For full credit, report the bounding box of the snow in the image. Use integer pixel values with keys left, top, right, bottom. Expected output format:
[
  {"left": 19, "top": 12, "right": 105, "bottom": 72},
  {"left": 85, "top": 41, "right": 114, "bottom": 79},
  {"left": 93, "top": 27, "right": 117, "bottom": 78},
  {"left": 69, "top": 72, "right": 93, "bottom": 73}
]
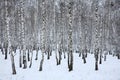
[{"left": 0, "top": 50, "right": 120, "bottom": 80}]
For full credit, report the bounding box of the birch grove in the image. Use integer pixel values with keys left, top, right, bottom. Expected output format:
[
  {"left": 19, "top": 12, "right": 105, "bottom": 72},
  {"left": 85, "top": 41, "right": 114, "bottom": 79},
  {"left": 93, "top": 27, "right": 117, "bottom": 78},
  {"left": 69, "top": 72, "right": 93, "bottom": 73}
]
[{"left": 0, "top": 0, "right": 120, "bottom": 74}]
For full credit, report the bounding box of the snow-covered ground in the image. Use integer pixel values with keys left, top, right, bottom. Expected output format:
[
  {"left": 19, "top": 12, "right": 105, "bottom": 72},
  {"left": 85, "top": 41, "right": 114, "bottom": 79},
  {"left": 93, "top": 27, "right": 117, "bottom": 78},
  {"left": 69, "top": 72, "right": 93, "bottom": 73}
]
[{"left": 0, "top": 50, "right": 120, "bottom": 80}]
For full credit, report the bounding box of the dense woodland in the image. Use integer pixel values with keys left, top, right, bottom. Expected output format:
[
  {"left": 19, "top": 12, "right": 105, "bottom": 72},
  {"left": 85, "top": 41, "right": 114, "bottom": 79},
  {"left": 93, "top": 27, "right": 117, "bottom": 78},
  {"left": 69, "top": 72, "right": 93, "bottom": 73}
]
[{"left": 0, "top": 0, "right": 120, "bottom": 74}]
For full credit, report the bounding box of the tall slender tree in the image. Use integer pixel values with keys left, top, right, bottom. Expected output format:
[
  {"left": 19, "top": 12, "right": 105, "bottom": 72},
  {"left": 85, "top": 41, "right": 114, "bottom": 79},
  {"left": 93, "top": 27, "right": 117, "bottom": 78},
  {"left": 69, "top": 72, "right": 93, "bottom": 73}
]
[{"left": 67, "top": 1, "right": 74, "bottom": 71}]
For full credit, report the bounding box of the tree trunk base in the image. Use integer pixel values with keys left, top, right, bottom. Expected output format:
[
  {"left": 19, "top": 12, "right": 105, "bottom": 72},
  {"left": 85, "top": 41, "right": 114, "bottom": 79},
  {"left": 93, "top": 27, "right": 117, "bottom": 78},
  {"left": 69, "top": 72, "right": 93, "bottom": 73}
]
[
  {"left": 95, "top": 62, "right": 98, "bottom": 71},
  {"left": 39, "top": 67, "right": 42, "bottom": 71},
  {"left": 19, "top": 62, "right": 22, "bottom": 68},
  {"left": 118, "top": 54, "right": 120, "bottom": 59},
  {"left": 104, "top": 55, "right": 106, "bottom": 61},
  {"left": 79, "top": 52, "right": 81, "bottom": 57},
  {"left": 12, "top": 71, "right": 16, "bottom": 75},
  {"left": 35, "top": 50, "right": 38, "bottom": 60},
  {"left": 39, "top": 56, "right": 44, "bottom": 71},
  {"left": 68, "top": 65, "right": 73, "bottom": 71},
  {"left": 27, "top": 50, "right": 30, "bottom": 61},
  {"left": 99, "top": 55, "right": 102, "bottom": 64},
  {"left": 23, "top": 60, "right": 27, "bottom": 69},
  {"left": 5, "top": 48, "right": 7, "bottom": 60}
]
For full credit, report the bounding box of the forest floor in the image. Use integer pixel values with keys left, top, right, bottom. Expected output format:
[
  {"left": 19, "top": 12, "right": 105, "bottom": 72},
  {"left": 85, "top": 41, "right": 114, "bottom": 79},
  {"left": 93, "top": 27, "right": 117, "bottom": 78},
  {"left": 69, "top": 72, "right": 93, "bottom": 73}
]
[{"left": 0, "top": 50, "right": 120, "bottom": 80}]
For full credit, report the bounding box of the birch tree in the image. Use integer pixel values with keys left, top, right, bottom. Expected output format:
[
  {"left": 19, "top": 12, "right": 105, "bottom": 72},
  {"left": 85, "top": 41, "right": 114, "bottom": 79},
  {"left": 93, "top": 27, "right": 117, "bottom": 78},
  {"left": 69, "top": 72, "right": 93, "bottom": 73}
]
[
  {"left": 20, "top": 0, "right": 27, "bottom": 69},
  {"left": 5, "top": 0, "right": 16, "bottom": 74},
  {"left": 39, "top": 0, "right": 46, "bottom": 71},
  {"left": 67, "top": 1, "right": 74, "bottom": 71}
]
